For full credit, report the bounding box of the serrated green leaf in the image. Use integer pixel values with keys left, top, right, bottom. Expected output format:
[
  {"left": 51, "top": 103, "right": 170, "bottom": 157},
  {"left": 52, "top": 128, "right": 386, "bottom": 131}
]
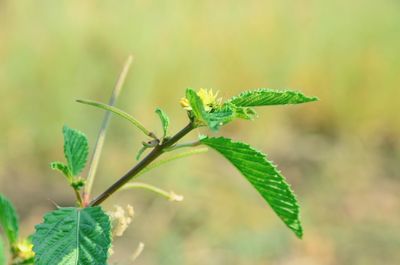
[
  {"left": 0, "top": 194, "right": 19, "bottom": 244},
  {"left": 186, "top": 88, "right": 235, "bottom": 131},
  {"left": 0, "top": 236, "right": 5, "bottom": 265},
  {"left": 32, "top": 206, "right": 111, "bottom": 265},
  {"left": 155, "top": 108, "right": 170, "bottom": 137},
  {"left": 227, "top": 88, "right": 318, "bottom": 107},
  {"left": 200, "top": 136, "right": 303, "bottom": 238},
  {"left": 63, "top": 126, "right": 89, "bottom": 176},
  {"left": 50, "top": 162, "right": 71, "bottom": 179}
]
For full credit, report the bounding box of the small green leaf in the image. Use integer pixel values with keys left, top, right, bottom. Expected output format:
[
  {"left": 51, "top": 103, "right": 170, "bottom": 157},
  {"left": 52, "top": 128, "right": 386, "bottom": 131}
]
[
  {"left": 186, "top": 88, "right": 235, "bottom": 131},
  {"left": 227, "top": 88, "right": 318, "bottom": 107},
  {"left": 185, "top": 88, "right": 207, "bottom": 124},
  {"left": 71, "top": 177, "right": 86, "bottom": 190},
  {"left": 32, "top": 206, "right": 111, "bottom": 265},
  {"left": 63, "top": 126, "right": 89, "bottom": 176},
  {"left": 0, "top": 194, "right": 19, "bottom": 245},
  {"left": 50, "top": 162, "right": 71, "bottom": 179},
  {"left": 207, "top": 106, "right": 236, "bottom": 131},
  {"left": 0, "top": 236, "right": 5, "bottom": 265},
  {"left": 200, "top": 136, "right": 303, "bottom": 238},
  {"left": 155, "top": 108, "right": 170, "bottom": 137},
  {"left": 229, "top": 105, "right": 257, "bottom": 120}
]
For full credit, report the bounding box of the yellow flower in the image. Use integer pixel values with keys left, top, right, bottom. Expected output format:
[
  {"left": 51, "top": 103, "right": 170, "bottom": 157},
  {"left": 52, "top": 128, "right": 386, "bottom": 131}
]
[
  {"left": 180, "top": 97, "right": 190, "bottom": 109},
  {"left": 16, "top": 239, "right": 35, "bottom": 260},
  {"left": 180, "top": 88, "right": 222, "bottom": 112}
]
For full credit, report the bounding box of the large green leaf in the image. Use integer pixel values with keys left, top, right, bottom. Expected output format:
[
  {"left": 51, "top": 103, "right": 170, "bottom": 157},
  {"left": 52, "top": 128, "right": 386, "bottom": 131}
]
[
  {"left": 227, "top": 88, "right": 318, "bottom": 107},
  {"left": 0, "top": 194, "right": 19, "bottom": 244},
  {"left": 0, "top": 236, "right": 5, "bottom": 265},
  {"left": 186, "top": 88, "right": 235, "bottom": 131},
  {"left": 200, "top": 136, "right": 303, "bottom": 238},
  {"left": 32, "top": 206, "right": 111, "bottom": 265},
  {"left": 63, "top": 126, "right": 89, "bottom": 176}
]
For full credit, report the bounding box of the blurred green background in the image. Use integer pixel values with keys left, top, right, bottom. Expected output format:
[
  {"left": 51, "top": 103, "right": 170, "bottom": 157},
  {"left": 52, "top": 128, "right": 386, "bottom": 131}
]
[{"left": 1, "top": 1, "right": 399, "bottom": 264}]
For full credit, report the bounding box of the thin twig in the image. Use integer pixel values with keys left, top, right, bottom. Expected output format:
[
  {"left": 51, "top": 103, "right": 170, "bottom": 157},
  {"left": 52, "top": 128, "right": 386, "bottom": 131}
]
[
  {"left": 83, "top": 55, "right": 133, "bottom": 205},
  {"left": 121, "top": 182, "right": 183, "bottom": 202},
  {"left": 131, "top": 242, "right": 145, "bottom": 263},
  {"left": 163, "top": 140, "right": 202, "bottom": 152},
  {"left": 76, "top": 99, "right": 153, "bottom": 137},
  {"left": 74, "top": 189, "right": 84, "bottom": 207},
  {"left": 136, "top": 147, "right": 208, "bottom": 177}
]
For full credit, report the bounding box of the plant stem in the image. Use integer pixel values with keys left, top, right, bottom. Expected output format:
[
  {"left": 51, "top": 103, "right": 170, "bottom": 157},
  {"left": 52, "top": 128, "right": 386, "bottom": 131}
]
[
  {"left": 131, "top": 242, "right": 145, "bottom": 262},
  {"left": 74, "top": 189, "right": 84, "bottom": 207},
  {"left": 136, "top": 147, "right": 208, "bottom": 177},
  {"left": 164, "top": 140, "right": 201, "bottom": 151},
  {"left": 83, "top": 55, "right": 133, "bottom": 205},
  {"left": 89, "top": 122, "right": 195, "bottom": 206},
  {"left": 121, "top": 182, "right": 183, "bottom": 201},
  {"left": 76, "top": 99, "right": 154, "bottom": 138}
]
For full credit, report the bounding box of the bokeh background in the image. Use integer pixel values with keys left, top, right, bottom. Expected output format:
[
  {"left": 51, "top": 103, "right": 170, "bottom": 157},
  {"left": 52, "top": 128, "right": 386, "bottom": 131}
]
[{"left": 1, "top": 1, "right": 399, "bottom": 264}]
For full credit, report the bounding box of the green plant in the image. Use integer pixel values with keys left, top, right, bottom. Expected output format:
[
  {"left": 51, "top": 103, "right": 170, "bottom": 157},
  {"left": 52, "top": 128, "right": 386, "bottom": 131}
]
[{"left": 0, "top": 60, "right": 317, "bottom": 265}]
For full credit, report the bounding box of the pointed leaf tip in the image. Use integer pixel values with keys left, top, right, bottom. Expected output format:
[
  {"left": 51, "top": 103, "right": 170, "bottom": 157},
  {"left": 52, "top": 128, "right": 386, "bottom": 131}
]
[{"left": 200, "top": 136, "right": 303, "bottom": 238}]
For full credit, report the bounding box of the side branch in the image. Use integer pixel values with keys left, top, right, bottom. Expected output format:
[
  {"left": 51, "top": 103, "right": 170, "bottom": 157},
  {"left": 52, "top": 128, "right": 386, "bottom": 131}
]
[{"left": 89, "top": 122, "right": 195, "bottom": 206}]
